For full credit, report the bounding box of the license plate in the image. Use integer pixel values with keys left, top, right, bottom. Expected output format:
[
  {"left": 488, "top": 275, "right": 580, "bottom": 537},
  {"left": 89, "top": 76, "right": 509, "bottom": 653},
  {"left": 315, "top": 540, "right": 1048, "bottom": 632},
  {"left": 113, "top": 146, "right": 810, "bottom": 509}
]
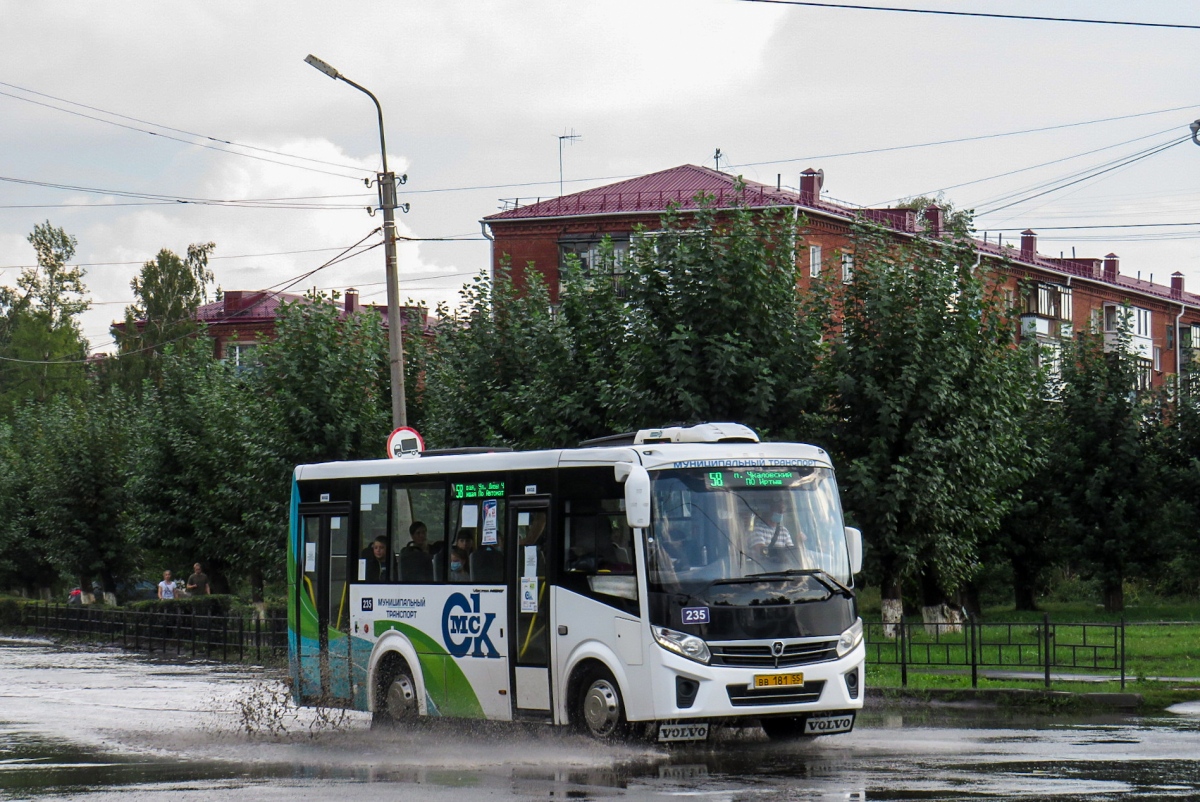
[
  {"left": 753, "top": 672, "right": 805, "bottom": 688},
  {"left": 657, "top": 722, "right": 710, "bottom": 742},
  {"left": 804, "top": 712, "right": 855, "bottom": 735}
]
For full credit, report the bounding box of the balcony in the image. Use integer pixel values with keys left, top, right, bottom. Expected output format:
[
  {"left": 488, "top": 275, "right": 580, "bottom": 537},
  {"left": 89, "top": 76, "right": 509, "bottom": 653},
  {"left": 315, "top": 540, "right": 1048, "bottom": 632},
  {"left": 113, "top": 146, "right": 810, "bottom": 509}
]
[{"left": 1103, "top": 331, "right": 1152, "bottom": 360}]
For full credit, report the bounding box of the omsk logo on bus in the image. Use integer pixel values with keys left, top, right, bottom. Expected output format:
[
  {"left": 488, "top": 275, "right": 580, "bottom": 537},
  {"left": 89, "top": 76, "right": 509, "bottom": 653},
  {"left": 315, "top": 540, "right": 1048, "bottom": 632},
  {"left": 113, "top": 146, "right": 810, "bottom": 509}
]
[{"left": 441, "top": 592, "right": 499, "bottom": 658}]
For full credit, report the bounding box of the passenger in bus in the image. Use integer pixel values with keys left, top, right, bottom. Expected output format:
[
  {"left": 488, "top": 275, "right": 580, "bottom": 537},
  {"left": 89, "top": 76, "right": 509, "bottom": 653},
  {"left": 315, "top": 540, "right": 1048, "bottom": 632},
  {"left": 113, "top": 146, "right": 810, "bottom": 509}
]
[
  {"left": 448, "top": 546, "right": 470, "bottom": 582},
  {"left": 454, "top": 528, "right": 476, "bottom": 556},
  {"left": 407, "top": 521, "right": 430, "bottom": 553},
  {"left": 363, "top": 536, "right": 390, "bottom": 582}
]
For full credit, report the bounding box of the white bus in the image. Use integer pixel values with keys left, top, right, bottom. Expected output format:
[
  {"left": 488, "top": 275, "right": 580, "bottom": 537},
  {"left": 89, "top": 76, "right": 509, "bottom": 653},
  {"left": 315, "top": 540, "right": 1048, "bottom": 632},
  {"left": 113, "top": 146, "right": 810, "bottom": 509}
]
[{"left": 288, "top": 423, "right": 864, "bottom": 742}]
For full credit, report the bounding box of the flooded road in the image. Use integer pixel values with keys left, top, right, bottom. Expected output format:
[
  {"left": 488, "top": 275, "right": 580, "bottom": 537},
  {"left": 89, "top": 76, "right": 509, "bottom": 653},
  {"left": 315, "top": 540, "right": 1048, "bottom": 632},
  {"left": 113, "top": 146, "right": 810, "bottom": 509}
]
[{"left": 2, "top": 637, "right": 1199, "bottom": 800}]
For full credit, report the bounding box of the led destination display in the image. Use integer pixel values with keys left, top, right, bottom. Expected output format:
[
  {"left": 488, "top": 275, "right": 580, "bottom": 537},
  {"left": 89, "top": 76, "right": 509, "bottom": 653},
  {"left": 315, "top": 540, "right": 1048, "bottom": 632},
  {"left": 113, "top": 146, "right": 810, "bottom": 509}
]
[{"left": 704, "top": 469, "right": 811, "bottom": 489}]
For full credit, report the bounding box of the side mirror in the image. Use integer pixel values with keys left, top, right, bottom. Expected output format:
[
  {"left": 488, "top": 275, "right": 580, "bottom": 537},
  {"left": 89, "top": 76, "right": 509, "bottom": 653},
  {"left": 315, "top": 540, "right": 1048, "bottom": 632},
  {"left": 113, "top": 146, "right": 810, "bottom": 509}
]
[
  {"left": 845, "top": 526, "right": 863, "bottom": 574},
  {"left": 614, "top": 463, "right": 651, "bottom": 529}
]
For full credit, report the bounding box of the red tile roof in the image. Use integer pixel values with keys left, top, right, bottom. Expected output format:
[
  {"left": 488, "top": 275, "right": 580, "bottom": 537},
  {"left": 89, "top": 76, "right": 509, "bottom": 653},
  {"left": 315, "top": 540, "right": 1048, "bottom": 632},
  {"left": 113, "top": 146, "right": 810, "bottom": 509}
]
[
  {"left": 484, "top": 164, "right": 809, "bottom": 221},
  {"left": 195, "top": 291, "right": 307, "bottom": 323}
]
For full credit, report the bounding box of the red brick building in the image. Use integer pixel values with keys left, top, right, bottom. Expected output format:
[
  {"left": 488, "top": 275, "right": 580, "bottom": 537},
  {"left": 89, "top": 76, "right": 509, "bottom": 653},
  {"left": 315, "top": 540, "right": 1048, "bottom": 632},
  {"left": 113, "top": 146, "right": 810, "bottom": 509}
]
[
  {"left": 482, "top": 164, "right": 1200, "bottom": 388},
  {"left": 114, "top": 288, "right": 429, "bottom": 364}
]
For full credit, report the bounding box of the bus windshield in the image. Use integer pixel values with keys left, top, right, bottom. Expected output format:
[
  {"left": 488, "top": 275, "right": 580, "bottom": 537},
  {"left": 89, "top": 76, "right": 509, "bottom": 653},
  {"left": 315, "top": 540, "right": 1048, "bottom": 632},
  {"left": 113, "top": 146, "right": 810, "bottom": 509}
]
[{"left": 646, "top": 466, "right": 851, "bottom": 592}]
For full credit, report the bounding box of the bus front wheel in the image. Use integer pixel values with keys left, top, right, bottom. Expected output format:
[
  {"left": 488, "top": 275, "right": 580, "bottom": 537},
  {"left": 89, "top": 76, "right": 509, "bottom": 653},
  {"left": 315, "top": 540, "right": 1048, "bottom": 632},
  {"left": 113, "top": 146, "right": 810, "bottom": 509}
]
[
  {"left": 574, "top": 666, "right": 629, "bottom": 740},
  {"left": 372, "top": 659, "right": 418, "bottom": 728}
]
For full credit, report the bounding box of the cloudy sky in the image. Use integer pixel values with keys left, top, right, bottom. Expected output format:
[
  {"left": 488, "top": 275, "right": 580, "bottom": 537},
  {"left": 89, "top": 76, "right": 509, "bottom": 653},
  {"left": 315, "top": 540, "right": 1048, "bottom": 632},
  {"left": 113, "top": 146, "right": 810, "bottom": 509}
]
[{"left": 2, "top": 1, "right": 1198, "bottom": 352}]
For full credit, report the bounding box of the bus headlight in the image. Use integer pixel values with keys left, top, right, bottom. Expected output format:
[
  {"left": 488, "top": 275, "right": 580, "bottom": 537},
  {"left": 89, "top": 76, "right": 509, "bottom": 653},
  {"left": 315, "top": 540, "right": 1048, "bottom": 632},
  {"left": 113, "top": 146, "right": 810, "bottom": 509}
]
[
  {"left": 836, "top": 618, "right": 863, "bottom": 658},
  {"left": 652, "top": 626, "right": 711, "bottom": 665}
]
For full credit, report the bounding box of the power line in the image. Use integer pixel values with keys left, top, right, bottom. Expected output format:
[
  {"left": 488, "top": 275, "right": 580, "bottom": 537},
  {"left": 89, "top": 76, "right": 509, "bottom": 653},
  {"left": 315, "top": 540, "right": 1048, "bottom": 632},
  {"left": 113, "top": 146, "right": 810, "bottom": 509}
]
[
  {"left": 0, "top": 174, "right": 370, "bottom": 210},
  {"left": 0, "top": 81, "right": 372, "bottom": 180},
  {"left": 0, "top": 243, "right": 386, "bottom": 271},
  {"left": 873, "top": 125, "right": 1183, "bottom": 206},
  {"left": 735, "top": 0, "right": 1200, "bottom": 30},
  {"left": 0, "top": 230, "right": 383, "bottom": 365},
  {"left": 728, "top": 103, "right": 1200, "bottom": 170},
  {"left": 974, "top": 136, "right": 1191, "bottom": 217}
]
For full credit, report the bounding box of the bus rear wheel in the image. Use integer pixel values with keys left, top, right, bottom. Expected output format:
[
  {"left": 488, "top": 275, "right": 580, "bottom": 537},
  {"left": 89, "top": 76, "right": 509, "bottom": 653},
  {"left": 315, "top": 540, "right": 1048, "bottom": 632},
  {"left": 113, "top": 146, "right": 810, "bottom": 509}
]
[
  {"left": 372, "top": 660, "right": 418, "bottom": 728},
  {"left": 574, "top": 666, "right": 629, "bottom": 740}
]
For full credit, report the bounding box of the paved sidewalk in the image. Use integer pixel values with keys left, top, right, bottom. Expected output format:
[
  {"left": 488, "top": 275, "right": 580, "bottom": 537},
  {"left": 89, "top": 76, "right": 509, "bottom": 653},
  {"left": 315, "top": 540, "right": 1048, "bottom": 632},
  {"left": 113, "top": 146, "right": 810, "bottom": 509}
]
[{"left": 919, "top": 667, "right": 1200, "bottom": 684}]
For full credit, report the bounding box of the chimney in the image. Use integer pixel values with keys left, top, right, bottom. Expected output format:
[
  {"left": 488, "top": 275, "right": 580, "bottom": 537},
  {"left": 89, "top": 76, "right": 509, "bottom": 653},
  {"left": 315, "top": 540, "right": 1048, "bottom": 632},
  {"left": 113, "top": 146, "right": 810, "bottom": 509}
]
[
  {"left": 1020, "top": 230, "right": 1037, "bottom": 262},
  {"left": 345, "top": 287, "right": 359, "bottom": 314},
  {"left": 1103, "top": 253, "right": 1119, "bottom": 282},
  {"left": 1171, "top": 271, "right": 1185, "bottom": 299},
  {"left": 799, "top": 168, "right": 824, "bottom": 205},
  {"left": 923, "top": 205, "right": 943, "bottom": 237},
  {"left": 223, "top": 290, "right": 245, "bottom": 315}
]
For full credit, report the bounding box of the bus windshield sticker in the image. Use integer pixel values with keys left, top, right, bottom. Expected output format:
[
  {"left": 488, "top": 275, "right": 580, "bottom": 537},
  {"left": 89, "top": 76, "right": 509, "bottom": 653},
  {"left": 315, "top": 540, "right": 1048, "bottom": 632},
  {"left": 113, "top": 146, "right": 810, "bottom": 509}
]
[
  {"left": 331, "top": 517, "right": 341, "bottom": 529},
  {"left": 482, "top": 500, "right": 498, "bottom": 545},
  {"left": 520, "top": 577, "right": 538, "bottom": 613},
  {"left": 518, "top": 512, "right": 530, "bottom": 526},
  {"left": 305, "top": 543, "right": 316, "bottom": 572},
  {"left": 461, "top": 505, "right": 479, "bottom": 528},
  {"left": 358, "top": 559, "right": 367, "bottom": 581},
  {"left": 360, "top": 483, "right": 379, "bottom": 510},
  {"left": 524, "top": 546, "right": 538, "bottom": 578},
  {"left": 681, "top": 606, "right": 710, "bottom": 625}
]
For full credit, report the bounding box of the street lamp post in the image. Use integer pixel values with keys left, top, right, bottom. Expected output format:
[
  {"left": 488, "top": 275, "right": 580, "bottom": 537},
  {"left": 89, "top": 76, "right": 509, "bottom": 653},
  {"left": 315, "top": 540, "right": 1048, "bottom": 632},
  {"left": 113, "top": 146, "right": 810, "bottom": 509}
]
[{"left": 305, "top": 54, "right": 407, "bottom": 428}]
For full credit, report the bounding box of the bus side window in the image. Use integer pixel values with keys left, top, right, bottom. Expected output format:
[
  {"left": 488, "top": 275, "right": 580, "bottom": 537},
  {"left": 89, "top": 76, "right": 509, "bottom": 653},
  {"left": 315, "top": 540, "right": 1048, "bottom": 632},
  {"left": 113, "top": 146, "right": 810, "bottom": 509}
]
[
  {"left": 358, "top": 483, "right": 390, "bottom": 583},
  {"left": 393, "top": 481, "right": 445, "bottom": 584},
  {"left": 565, "top": 511, "right": 632, "bottom": 576}
]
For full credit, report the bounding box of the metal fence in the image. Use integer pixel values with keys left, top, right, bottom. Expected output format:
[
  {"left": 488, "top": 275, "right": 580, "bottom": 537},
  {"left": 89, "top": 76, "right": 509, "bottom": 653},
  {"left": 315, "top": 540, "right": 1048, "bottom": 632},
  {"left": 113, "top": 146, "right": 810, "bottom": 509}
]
[
  {"left": 21, "top": 603, "right": 288, "bottom": 664},
  {"left": 865, "top": 613, "right": 1126, "bottom": 689}
]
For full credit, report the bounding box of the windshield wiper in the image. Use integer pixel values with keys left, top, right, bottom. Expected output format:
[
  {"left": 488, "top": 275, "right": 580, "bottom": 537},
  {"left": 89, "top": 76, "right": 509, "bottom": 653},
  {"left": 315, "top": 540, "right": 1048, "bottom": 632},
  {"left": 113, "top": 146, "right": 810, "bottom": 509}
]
[{"left": 741, "top": 568, "right": 855, "bottom": 598}]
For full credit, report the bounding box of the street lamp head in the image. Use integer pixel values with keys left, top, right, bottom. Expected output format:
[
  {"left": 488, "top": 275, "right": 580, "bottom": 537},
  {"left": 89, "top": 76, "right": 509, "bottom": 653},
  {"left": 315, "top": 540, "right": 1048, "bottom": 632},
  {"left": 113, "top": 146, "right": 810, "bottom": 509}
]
[{"left": 305, "top": 54, "right": 340, "bottom": 80}]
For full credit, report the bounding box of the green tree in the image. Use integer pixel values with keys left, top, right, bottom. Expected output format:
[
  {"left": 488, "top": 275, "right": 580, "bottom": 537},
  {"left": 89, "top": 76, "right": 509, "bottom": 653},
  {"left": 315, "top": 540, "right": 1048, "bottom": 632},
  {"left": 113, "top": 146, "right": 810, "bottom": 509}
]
[
  {"left": 128, "top": 346, "right": 283, "bottom": 599},
  {"left": 621, "top": 192, "right": 826, "bottom": 439},
  {"left": 419, "top": 265, "right": 577, "bottom": 449},
  {"left": 110, "top": 242, "right": 215, "bottom": 391},
  {"left": 20, "top": 390, "right": 138, "bottom": 594},
  {"left": 257, "top": 290, "right": 391, "bottom": 465},
  {"left": 0, "top": 222, "right": 89, "bottom": 413},
  {"left": 1056, "top": 319, "right": 1161, "bottom": 611},
  {"left": 824, "top": 220, "right": 1037, "bottom": 625}
]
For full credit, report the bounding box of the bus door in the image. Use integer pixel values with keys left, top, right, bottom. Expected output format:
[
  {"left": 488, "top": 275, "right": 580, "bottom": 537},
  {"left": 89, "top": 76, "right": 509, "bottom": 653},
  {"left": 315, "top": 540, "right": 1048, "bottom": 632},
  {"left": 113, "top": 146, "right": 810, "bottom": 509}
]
[
  {"left": 509, "top": 499, "right": 552, "bottom": 717},
  {"left": 296, "top": 503, "right": 353, "bottom": 704}
]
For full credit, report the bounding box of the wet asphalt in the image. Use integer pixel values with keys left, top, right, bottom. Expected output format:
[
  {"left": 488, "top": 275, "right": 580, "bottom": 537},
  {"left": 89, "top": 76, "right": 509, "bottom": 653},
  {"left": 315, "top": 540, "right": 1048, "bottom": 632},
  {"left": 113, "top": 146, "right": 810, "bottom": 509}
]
[{"left": 2, "top": 637, "right": 1198, "bottom": 801}]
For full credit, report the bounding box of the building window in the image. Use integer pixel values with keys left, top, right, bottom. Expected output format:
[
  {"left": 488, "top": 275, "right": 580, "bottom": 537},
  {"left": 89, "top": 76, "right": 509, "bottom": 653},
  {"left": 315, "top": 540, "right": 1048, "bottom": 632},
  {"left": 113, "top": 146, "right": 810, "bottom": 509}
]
[
  {"left": 226, "top": 342, "right": 258, "bottom": 372},
  {"left": 1138, "top": 358, "right": 1153, "bottom": 391},
  {"left": 1027, "top": 283, "right": 1071, "bottom": 320},
  {"left": 1135, "top": 307, "right": 1152, "bottom": 338},
  {"left": 558, "top": 237, "right": 629, "bottom": 295},
  {"left": 809, "top": 245, "right": 822, "bottom": 278},
  {"left": 841, "top": 252, "right": 854, "bottom": 283},
  {"left": 1167, "top": 325, "right": 1174, "bottom": 351},
  {"left": 1103, "top": 304, "right": 1149, "bottom": 335},
  {"left": 1154, "top": 347, "right": 1162, "bottom": 372}
]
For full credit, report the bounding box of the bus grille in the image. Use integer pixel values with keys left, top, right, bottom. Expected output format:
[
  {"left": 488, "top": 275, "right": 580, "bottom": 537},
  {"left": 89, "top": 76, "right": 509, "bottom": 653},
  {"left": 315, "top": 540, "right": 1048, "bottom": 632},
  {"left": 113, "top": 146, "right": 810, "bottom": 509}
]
[
  {"left": 726, "top": 680, "right": 825, "bottom": 706},
  {"left": 710, "top": 640, "right": 839, "bottom": 668}
]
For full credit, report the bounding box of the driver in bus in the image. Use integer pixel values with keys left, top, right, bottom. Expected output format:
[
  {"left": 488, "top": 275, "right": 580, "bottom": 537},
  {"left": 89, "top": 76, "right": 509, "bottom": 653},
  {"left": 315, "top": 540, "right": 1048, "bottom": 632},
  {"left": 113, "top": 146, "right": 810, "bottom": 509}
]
[{"left": 748, "top": 498, "right": 798, "bottom": 558}]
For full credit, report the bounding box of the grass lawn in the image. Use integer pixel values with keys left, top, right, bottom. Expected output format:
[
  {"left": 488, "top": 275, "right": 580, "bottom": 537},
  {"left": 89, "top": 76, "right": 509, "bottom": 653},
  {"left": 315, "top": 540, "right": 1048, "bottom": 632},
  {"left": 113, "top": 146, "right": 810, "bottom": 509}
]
[{"left": 858, "top": 591, "right": 1200, "bottom": 707}]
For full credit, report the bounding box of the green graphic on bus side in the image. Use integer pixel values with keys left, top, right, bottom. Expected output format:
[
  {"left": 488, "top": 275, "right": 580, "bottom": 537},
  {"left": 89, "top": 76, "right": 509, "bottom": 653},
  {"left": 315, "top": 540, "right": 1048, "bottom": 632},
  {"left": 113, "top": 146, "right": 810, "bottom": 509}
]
[{"left": 374, "top": 620, "right": 485, "bottom": 718}]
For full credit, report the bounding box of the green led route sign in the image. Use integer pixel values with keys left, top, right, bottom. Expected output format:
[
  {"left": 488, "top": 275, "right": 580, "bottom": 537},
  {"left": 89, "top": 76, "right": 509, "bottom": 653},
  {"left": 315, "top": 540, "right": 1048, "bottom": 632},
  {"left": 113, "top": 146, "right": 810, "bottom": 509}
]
[
  {"left": 453, "top": 481, "right": 505, "bottom": 499},
  {"left": 704, "top": 469, "right": 810, "bottom": 489}
]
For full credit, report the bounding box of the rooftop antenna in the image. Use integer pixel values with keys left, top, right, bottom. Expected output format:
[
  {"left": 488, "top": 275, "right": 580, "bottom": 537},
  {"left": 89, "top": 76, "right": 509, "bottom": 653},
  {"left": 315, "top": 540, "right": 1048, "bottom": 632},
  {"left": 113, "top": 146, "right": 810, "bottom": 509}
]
[
  {"left": 714, "top": 148, "right": 723, "bottom": 171},
  {"left": 558, "top": 129, "right": 581, "bottom": 196}
]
